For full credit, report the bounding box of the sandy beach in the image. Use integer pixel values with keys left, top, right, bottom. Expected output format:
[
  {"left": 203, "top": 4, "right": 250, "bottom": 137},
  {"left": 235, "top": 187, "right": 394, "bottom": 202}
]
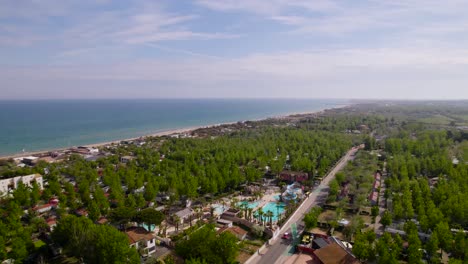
[{"left": 0, "top": 104, "right": 349, "bottom": 160}]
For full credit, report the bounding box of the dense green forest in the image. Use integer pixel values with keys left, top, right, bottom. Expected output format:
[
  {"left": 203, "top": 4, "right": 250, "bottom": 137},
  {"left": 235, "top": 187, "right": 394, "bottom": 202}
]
[
  {"left": 345, "top": 103, "right": 468, "bottom": 264},
  {"left": 0, "top": 119, "right": 360, "bottom": 262}
]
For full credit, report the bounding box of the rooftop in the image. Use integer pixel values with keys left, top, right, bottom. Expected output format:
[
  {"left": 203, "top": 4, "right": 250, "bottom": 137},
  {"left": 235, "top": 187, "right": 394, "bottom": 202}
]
[
  {"left": 224, "top": 226, "right": 248, "bottom": 237},
  {"left": 175, "top": 208, "right": 193, "bottom": 218},
  {"left": 125, "top": 226, "right": 154, "bottom": 244},
  {"left": 313, "top": 243, "right": 359, "bottom": 264}
]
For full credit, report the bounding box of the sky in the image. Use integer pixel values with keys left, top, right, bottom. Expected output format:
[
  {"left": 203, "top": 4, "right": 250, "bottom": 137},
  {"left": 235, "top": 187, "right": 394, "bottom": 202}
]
[{"left": 1, "top": 0, "right": 468, "bottom": 100}]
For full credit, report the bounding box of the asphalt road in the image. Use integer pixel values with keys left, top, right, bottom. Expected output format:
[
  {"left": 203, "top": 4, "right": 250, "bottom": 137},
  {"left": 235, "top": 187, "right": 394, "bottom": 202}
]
[{"left": 251, "top": 146, "right": 360, "bottom": 264}]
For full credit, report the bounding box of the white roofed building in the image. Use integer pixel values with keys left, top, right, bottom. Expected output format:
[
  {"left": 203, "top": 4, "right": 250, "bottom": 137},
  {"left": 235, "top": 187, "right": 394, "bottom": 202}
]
[{"left": 0, "top": 174, "right": 43, "bottom": 196}]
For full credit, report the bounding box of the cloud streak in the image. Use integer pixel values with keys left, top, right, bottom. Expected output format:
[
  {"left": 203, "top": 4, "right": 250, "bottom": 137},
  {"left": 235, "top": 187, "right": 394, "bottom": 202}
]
[{"left": 0, "top": 1, "right": 238, "bottom": 48}]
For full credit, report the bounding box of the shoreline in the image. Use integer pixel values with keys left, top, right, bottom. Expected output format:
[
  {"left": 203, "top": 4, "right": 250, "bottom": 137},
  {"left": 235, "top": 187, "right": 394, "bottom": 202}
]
[{"left": 0, "top": 104, "right": 350, "bottom": 160}]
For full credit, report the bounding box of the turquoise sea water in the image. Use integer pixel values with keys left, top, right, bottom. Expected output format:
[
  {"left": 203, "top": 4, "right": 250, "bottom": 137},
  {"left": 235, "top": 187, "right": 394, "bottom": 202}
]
[{"left": 0, "top": 99, "right": 347, "bottom": 156}]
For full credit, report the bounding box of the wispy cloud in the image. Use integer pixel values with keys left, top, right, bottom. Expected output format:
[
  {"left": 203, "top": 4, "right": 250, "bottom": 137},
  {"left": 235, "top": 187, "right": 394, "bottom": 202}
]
[
  {"left": 197, "top": 0, "right": 468, "bottom": 42},
  {"left": 0, "top": 1, "right": 238, "bottom": 48},
  {"left": 7, "top": 47, "right": 468, "bottom": 81},
  {"left": 196, "top": 0, "right": 338, "bottom": 14}
]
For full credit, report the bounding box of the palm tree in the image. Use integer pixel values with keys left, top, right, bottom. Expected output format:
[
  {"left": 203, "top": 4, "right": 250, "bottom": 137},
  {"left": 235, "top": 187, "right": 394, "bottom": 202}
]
[
  {"left": 221, "top": 199, "right": 226, "bottom": 211},
  {"left": 232, "top": 198, "right": 239, "bottom": 209},
  {"left": 196, "top": 208, "right": 203, "bottom": 221},
  {"left": 276, "top": 202, "right": 281, "bottom": 221},
  {"left": 257, "top": 208, "right": 264, "bottom": 225},
  {"left": 265, "top": 210, "right": 274, "bottom": 227},
  {"left": 173, "top": 215, "right": 180, "bottom": 232},
  {"left": 247, "top": 208, "right": 253, "bottom": 222},
  {"left": 240, "top": 204, "right": 248, "bottom": 219},
  {"left": 210, "top": 206, "right": 215, "bottom": 217}
]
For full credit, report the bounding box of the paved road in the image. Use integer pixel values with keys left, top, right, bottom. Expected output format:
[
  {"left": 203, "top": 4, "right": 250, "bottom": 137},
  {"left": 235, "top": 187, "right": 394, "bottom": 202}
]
[{"left": 250, "top": 146, "right": 361, "bottom": 264}]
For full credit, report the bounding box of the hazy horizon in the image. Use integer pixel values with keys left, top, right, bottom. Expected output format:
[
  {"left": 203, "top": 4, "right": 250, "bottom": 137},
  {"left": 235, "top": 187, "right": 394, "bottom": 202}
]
[
  {"left": 1, "top": 97, "right": 468, "bottom": 101},
  {"left": 2, "top": 1, "right": 468, "bottom": 100}
]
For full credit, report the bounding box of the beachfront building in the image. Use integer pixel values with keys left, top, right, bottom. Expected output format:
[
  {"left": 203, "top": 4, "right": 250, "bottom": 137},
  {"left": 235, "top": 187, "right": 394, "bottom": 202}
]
[
  {"left": 0, "top": 174, "right": 43, "bottom": 196},
  {"left": 125, "top": 227, "right": 157, "bottom": 257},
  {"left": 120, "top": 155, "right": 135, "bottom": 163}
]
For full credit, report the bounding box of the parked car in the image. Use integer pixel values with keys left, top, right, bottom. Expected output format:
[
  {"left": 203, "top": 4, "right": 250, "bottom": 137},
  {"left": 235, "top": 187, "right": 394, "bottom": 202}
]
[{"left": 282, "top": 232, "right": 291, "bottom": 239}]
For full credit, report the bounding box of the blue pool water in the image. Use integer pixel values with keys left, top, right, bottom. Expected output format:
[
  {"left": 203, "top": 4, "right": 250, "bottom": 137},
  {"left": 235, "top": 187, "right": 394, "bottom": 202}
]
[
  {"left": 142, "top": 223, "right": 156, "bottom": 232},
  {"left": 261, "top": 202, "right": 286, "bottom": 221},
  {"left": 254, "top": 202, "right": 286, "bottom": 222}
]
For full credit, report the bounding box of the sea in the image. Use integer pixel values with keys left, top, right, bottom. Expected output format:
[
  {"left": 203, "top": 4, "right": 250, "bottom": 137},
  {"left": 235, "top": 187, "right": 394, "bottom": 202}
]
[{"left": 0, "top": 99, "right": 347, "bottom": 157}]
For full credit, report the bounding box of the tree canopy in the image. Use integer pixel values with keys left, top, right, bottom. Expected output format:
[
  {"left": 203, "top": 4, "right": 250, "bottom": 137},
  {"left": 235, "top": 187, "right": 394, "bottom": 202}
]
[{"left": 175, "top": 224, "right": 239, "bottom": 264}]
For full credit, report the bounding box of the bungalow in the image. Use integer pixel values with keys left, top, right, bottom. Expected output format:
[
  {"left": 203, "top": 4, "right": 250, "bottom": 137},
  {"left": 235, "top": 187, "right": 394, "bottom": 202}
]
[
  {"left": 312, "top": 243, "right": 359, "bottom": 264},
  {"left": 97, "top": 217, "right": 108, "bottom": 225},
  {"left": 84, "top": 155, "right": 100, "bottom": 162},
  {"left": 125, "top": 227, "right": 157, "bottom": 256},
  {"left": 369, "top": 191, "right": 379, "bottom": 206},
  {"left": 369, "top": 172, "right": 382, "bottom": 205},
  {"left": 222, "top": 208, "right": 240, "bottom": 218},
  {"left": 156, "top": 194, "right": 170, "bottom": 203},
  {"left": 224, "top": 226, "right": 248, "bottom": 241},
  {"left": 75, "top": 208, "right": 89, "bottom": 217},
  {"left": 279, "top": 171, "right": 309, "bottom": 183},
  {"left": 38, "top": 156, "right": 56, "bottom": 163},
  {"left": 120, "top": 156, "right": 134, "bottom": 163},
  {"left": 70, "top": 147, "right": 91, "bottom": 155},
  {"left": 49, "top": 197, "right": 59, "bottom": 206},
  {"left": 22, "top": 156, "right": 39, "bottom": 166},
  {"left": 33, "top": 203, "right": 53, "bottom": 214},
  {"left": 47, "top": 218, "right": 57, "bottom": 231},
  {"left": 173, "top": 208, "right": 194, "bottom": 224},
  {"left": 216, "top": 219, "right": 233, "bottom": 228}
]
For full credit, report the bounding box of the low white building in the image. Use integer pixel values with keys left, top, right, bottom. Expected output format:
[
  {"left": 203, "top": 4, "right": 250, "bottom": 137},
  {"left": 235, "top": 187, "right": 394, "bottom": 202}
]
[
  {"left": 173, "top": 208, "right": 194, "bottom": 224},
  {"left": 0, "top": 174, "right": 43, "bottom": 196},
  {"left": 125, "top": 227, "right": 157, "bottom": 256},
  {"left": 120, "top": 156, "right": 134, "bottom": 163}
]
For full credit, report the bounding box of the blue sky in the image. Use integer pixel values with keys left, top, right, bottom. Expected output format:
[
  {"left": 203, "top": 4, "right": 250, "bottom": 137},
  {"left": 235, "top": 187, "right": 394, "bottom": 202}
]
[{"left": 1, "top": 0, "right": 468, "bottom": 99}]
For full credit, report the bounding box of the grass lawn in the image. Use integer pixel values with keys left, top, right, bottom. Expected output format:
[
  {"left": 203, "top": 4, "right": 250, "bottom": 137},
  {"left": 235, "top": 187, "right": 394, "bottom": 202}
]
[
  {"left": 34, "top": 240, "right": 46, "bottom": 249},
  {"left": 419, "top": 114, "right": 455, "bottom": 125}
]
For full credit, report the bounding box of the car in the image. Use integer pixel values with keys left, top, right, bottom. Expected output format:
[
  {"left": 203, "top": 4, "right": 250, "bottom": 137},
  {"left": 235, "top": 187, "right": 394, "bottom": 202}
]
[{"left": 282, "top": 232, "right": 291, "bottom": 239}]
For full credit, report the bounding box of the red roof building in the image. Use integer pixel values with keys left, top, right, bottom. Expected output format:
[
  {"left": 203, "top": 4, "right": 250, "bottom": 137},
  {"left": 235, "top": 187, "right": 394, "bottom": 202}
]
[{"left": 280, "top": 171, "right": 309, "bottom": 182}]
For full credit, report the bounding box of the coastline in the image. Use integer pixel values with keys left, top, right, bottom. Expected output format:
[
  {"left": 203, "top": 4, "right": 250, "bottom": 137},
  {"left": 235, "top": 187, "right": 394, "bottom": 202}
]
[{"left": 0, "top": 104, "right": 350, "bottom": 160}]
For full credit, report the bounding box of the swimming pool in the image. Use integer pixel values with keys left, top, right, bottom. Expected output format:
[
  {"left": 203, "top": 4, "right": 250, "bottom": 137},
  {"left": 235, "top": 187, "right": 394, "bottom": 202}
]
[
  {"left": 257, "top": 202, "right": 286, "bottom": 222},
  {"left": 142, "top": 223, "right": 156, "bottom": 232}
]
